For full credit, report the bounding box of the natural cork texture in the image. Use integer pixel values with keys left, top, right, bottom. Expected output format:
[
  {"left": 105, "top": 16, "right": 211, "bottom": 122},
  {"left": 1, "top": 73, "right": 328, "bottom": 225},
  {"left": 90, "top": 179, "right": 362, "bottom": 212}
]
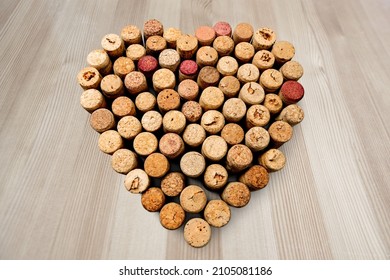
[
  {"left": 111, "top": 148, "right": 137, "bottom": 174},
  {"left": 159, "top": 49, "right": 180, "bottom": 72},
  {"left": 275, "top": 104, "right": 304, "bottom": 126},
  {"left": 246, "top": 104, "right": 271, "bottom": 128},
  {"left": 272, "top": 41, "right": 295, "bottom": 64},
  {"left": 77, "top": 67, "right": 102, "bottom": 90},
  {"left": 226, "top": 144, "right": 253, "bottom": 172},
  {"left": 100, "top": 74, "right": 124, "bottom": 99},
  {"left": 163, "top": 27, "right": 182, "bottom": 49},
  {"left": 87, "top": 49, "right": 111, "bottom": 76},
  {"left": 117, "top": 116, "right": 142, "bottom": 140},
  {"left": 101, "top": 34, "right": 125, "bottom": 58},
  {"left": 216, "top": 56, "right": 238, "bottom": 76},
  {"left": 252, "top": 27, "right": 276, "bottom": 50},
  {"left": 201, "top": 135, "right": 228, "bottom": 161},
  {"left": 176, "top": 34, "right": 198, "bottom": 59},
  {"left": 213, "top": 21, "right": 232, "bottom": 37},
  {"left": 80, "top": 89, "right": 106, "bottom": 113},
  {"left": 183, "top": 124, "right": 206, "bottom": 147},
  {"left": 145, "top": 35, "right": 167, "bottom": 56},
  {"left": 235, "top": 42, "right": 255, "bottom": 63},
  {"left": 245, "top": 127, "right": 270, "bottom": 152},
  {"left": 219, "top": 76, "right": 240, "bottom": 97},
  {"left": 157, "top": 89, "right": 181, "bottom": 112},
  {"left": 199, "top": 86, "right": 224, "bottom": 111},
  {"left": 259, "top": 148, "right": 286, "bottom": 172},
  {"left": 264, "top": 93, "right": 283, "bottom": 115},
  {"left": 160, "top": 202, "right": 185, "bottom": 230},
  {"left": 278, "top": 80, "right": 305, "bottom": 105},
  {"left": 184, "top": 218, "right": 211, "bottom": 248},
  {"left": 141, "top": 187, "right": 166, "bottom": 212},
  {"left": 280, "top": 60, "right": 304, "bottom": 81},
  {"left": 233, "top": 23, "right": 254, "bottom": 44},
  {"left": 195, "top": 26, "right": 216, "bottom": 46},
  {"left": 121, "top": 24, "right": 142, "bottom": 46},
  {"left": 98, "top": 130, "right": 123, "bottom": 154},
  {"left": 144, "top": 153, "right": 170, "bottom": 178},
  {"left": 259, "top": 69, "right": 283, "bottom": 92},
  {"left": 221, "top": 123, "right": 245, "bottom": 145},
  {"left": 152, "top": 68, "right": 176, "bottom": 92},
  {"left": 180, "top": 152, "right": 206, "bottom": 178},
  {"left": 237, "top": 63, "right": 260, "bottom": 84},
  {"left": 182, "top": 101, "right": 202, "bottom": 123},
  {"left": 113, "top": 57, "right": 135, "bottom": 79},
  {"left": 124, "top": 168, "right": 150, "bottom": 194},
  {"left": 222, "top": 98, "right": 246, "bottom": 122},
  {"left": 133, "top": 132, "right": 158, "bottom": 156},
  {"left": 222, "top": 182, "right": 251, "bottom": 208},
  {"left": 268, "top": 120, "right": 293, "bottom": 147},
  {"left": 239, "top": 82, "right": 265, "bottom": 105},
  {"left": 159, "top": 133, "right": 185, "bottom": 159},
  {"left": 239, "top": 165, "right": 269, "bottom": 191},
  {"left": 204, "top": 164, "right": 228, "bottom": 190},
  {"left": 179, "top": 60, "right": 198, "bottom": 81},
  {"left": 161, "top": 172, "right": 185, "bottom": 197},
  {"left": 138, "top": 55, "right": 158, "bottom": 78},
  {"left": 124, "top": 71, "right": 148, "bottom": 94},
  {"left": 126, "top": 44, "right": 146, "bottom": 62},
  {"left": 141, "top": 110, "right": 162, "bottom": 132},
  {"left": 197, "top": 66, "right": 220, "bottom": 90},
  {"left": 135, "top": 92, "right": 156, "bottom": 112},
  {"left": 204, "top": 200, "right": 231, "bottom": 228},
  {"left": 213, "top": 36, "right": 234, "bottom": 57},
  {"left": 196, "top": 46, "right": 219, "bottom": 68},
  {"left": 112, "top": 96, "right": 136, "bottom": 118},
  {"left": 162, "top": 110, "right": 186, "bottom": 134},
  {"left": 252, "top": 50, "right": 275, "bottom": 71},
  {"left": 178, "top": 79, "right": 199, "bottom": 101},
  {"left": 144, "top": 19, "right": 164, "bottom": 39},
  {"left": 90, "top": 108, "right": 115, "bottom": 133},
  {"left": 200, "top": 110, "right": 225, "bottom": 134},
  {"left": 180, "top": 185, "right": 207, "bottom": 213}
]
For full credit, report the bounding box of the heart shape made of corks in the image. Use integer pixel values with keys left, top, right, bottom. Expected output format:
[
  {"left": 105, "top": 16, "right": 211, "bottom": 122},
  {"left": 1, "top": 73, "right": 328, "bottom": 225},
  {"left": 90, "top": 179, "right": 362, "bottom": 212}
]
[{"left": 77, "top": 19, "right": 305, "bottom": 248}]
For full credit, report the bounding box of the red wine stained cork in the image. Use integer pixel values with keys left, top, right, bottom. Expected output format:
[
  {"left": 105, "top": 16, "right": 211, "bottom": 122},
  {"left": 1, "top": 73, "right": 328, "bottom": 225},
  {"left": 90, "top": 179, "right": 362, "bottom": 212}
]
[
  {"left": 143, "top": 19, "right": 164, "bottom": 39},
  {"left": 246, "top": 104, "right": 271, "bottom": 128},
  {"left": 77, "top": 67, "right": 102, "bottom": 90},
  {"left": 252, "top": 27, "right": 277, "bottom": 50},
  {"left": 201, "top": 135, "right": 228, "bottom": 161},
  {"left": 124, "top": 168, "right": 150, "bottom": 194},
  {"left": 162, "top": 110, "right": 186, "bottom": 133},
  {"left": 213, "top": 35, "right": 234, "bottom": 57},
  {"left": 221, "top": 123, "right": 245, "bottom": 145},
  {"left": 239, "top": 82, "right": 265, "bottom": 105},
  {"left": 113, "top": 56, "right": 135, "bottom": 79},
  {"left": 204, "top": 164, "right": 228, "bottom": 190},
  {"left": 218, "top": 76, "right": 240, "bottom": 97},
  {"left": 158, "top": 49, "right": 180, "bottom": 72},
  {"left": 161, "top": 172, "right": 185, "bottom": 197},
  {"left": 278, "top": 80, "right": 305, "bottom": 104},
  {"left": 138, "top": 55, "right": 158, "bottom": 78},
  {"left": 259, "top": 69, "right": 283, "bottom": 92},
  {"left": 121, "top": 24, "right": 142, "bottom": 46},
  {"left": 196, "top": 46, "right": 219, "bottom": 68},
  {"left": 245, "top": 126, "right": 270, "bottom": 152},
  {"left": 100, "top": 74, "right": 124, "bottom": 99},
  {"left": 199, "top": 86, "right": 224, "bottom": 111},
  {"left": 252, "top": 50, "right": 275, "bottom": 71},
  {"left": 111, "top": 148, "right": 138, "bottom": 174},
  {"left": 124, "top": 71, "right": 148, "bottom": 94},
  {"left": 135, "top": 92, "right": 156, "bottom": 113},
  {"left": 237, "top": 63, "right": 260, "bottom": 84},
  {"left": 275, "top": 104, "right": 304, "bottom": 126},
  {"left": 80, "top": 89, "right": 106, "bottom": 113},
  {"left": 200, "top": 110, "right": 225, "bottom": 134},
  {"left": 180, "top": 185, "right": 207, "bottom": 213},
  {"left": 133, "top": 132, "right": 158, "bottom": 156},
  {"left": 280, "top": 60, "right": 304, "bottom": 81},
  {"left": 159, "top": 133, "right": 185, "bottom": 159},
  {"left": 216, "top": 56, "right": 238, "bottom": 76},
  {"left": 144, "top": 153, "right": 170, "bottom": 178},
  {"left": 268, "top": 120, "right": 293, "bottom": 148},
  {"left": 183, "top": 124, "right": 206, "bottom": 147},
  {"left": 98, "top": 130, "right": 123, "bottom": 154},
  {"left": 197, "top": 66, "right": 220, "bottom": 89},
  {"left": 179, "top": 60, "right": 198, "bottom": 81},
  {"left": 145, "top": 35, "right": 167, "bottom": 56},
  {"left": 213, "top": 21, "right": 232, "bottom": 37},
  {"left": 195, "top": 26, "right": 216, "bottom": 46},
  {"left": 263, "top": 93, "right": 283, "bottom": 115},
  {"left": 239, "top": 165, "right": 269, "bottom": 191},
  {"left": 235, "top": 42, "right": 255, "bottom": 63},
  {"left": 157, "top": 89, "right": 181, "bottom": 112},
  {"left": 126, "top": 44, "right": 146, "bottom": 62},
  {"left": 112, "top": 96, "right": 136, "bottom": 118},
  {"left": 271, "top": 41, "right": 295, "bottom": 64},
  {"left": 117, "top": 116, "right": 142, "bottom": 140},
  {"left": 181, "top": 101, "right": 202, "bottom": 123},
  {"left": 180, "top": 152, "right": 206, "bottom": 178},
  {"left": 160, "top": 202, "right": 185, "bottom": 230},
  {"left": 141, "top": 110, "right": 163, "bottom": 132},
  {"left": 178, "top": 79, "right": 199, "bottom": 101},
  {"left": 204, "top": 200, "right": 231, "bottom": 228},
  {"left": 259, "top": 148, "right": 286, "bottom": 172},
  {"left": 221, "top": 182, "right": 251, "bottom": 208},
  {"left": 101, "top": 34, "right": 125, "bottom": 58},
  {"left": 90, "top": 108, "right": 115, "bottom": 133},
  {"left": 184, "top": 218, "right": 211, "bottom": 248},
  {"left": 152, "top": 68, "right": 175, "bottom": 92},
  {"left": 233, "top": 23, "right": 254, "bottom": 44},
  {"left": 226, "top": 144, "right": 253, "bottom": 172},
  {"left": 163, "top": 27, "right": 182, "bottom": 49},
  {"left": 87, "top": 49, "right": 111, "bottom": 76},
  {"left": 141, "top": 187, "right": 166, "bottom": 212},
  {"left": 176, "top": 34, "right": 198, "bottom": 59},
  {"left": 222, "top": 97, "right": 247, "bottom": 122}
]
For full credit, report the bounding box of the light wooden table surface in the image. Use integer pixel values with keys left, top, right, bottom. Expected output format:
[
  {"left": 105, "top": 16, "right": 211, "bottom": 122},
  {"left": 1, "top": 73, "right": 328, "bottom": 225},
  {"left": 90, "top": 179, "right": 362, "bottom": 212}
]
[{"left": 0, "top": 0, "right": 389, "bottom": 260}]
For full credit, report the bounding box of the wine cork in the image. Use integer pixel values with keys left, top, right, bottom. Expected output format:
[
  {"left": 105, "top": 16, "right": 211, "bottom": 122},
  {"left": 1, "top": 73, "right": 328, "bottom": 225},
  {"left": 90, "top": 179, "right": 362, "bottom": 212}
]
[
  {"left": 200, "top": 110, "right": 225, "bottom": 134},
  {"left": 100, "top": 74, "right": 124, "bottom": 99},
  {"left": 133, "top": 132, "right": 158, "bottom": 156},
  {"left": 259, "top": 69, "right": 283, "bottom": 92},
  {"left": 245, "top": 126, "right": 270, "bottom": 152},
  {"left": 252, "top": 27, "right": 277, "bottom": 50},
  {"left": 125, "top": 168, "right": 150, "bottom": 194},
  {"left": 152, "top": 68, "right": 175, "bottom": 92},
  {"left": 111, "top": 148, "right": 138, "bottom": 174},
  {"left": 162, "top": 110, "right": 186, "bottom": 134},
  {"left": 196, "top": 46, "right": 219, "bottom": 68},
  {"left": 141, "top": 187, "right": 166, "bottom": 212},
  {"left": 159, "top": 133, "right": 185, "bottom": 159},
  {"left": 135, "top": 92, "right": 156, "bottom": 113},
  {"left": 184, "top": 218, "right": 211, "bottom": 248},
  {"left": 180, "top": 185, "right": 207, "bottom": 213},
  {"left": 178, "top": 60, "right": 198, "bottom": 81},
  {"left": 163, "top": 27, "right": 182, "bottom": 49},
  {"left": 183, "top": 124, "right": 206, "bottom": 147},
  {"left": 278, "top": 80, "right": 305, "bottom": 104},
  {"left": 246, "top": 105, "right": 271, "bottom": 128},
  {"left": 213, "top": 21, "right": 232, "bottom": 37},
  {"left": 222, "top": 98, "right": 246, "bottom": 122},
  {"left": 216, "top": 56, "right": 238, "bottom": 76},
  {"left": 113, "top": 57, "right": 135, "bottom": 79},
  {"left": 221, "top": 123, "right": 245, "bottom": 145},
  {"left": 263, "top": 93, "right": 283, "bottom": 115},
  {"left": 126, "top": 44, "right": 146, "bottom": 62},
  {"left": 180, "top": 152, "right": 206, "bottom": 178},
  {"left": 77, "top": 67, "right": 102, "bottom": 90},
  {"left": 159, "top": 49, "right": 180, "bottom": 72},
  {"left": 181, "top": 101, "right": 202, "bottom": 123},
  {"left": 120, "top": 24, "right": 142, "bottom": 46},
  {"left": 101, "top": 34, "right": 125, "bottom": 58},
  {"left": 86, "top": 49, "right": 111, "bottom": 76},
  {"left": 234, "top": 42, "right": 255, "bottom": 63},
  {"left": 197, "top": 66, "right": 220, "bottom": 89},
  {"left": 144, "top": 153, "right": 170, "bottom": 178},
  {"left": 112, "top": 96, "right": 136, "bottom": 118},
  {"left": 218, "top": 76, "right": 240, "bottom": 97},
  {"left": 117, "top": 116, "right": 142, "bottom": 140},
  {"left": 80, "top": 89, "right": 106, "bottom": 113},
  {"left": 204, "top": 164, "right": 228, "bottom": 190},
  {"left": 237, "top": 63, "right": 260, "bottom": 84},
  {"left": 268, "top": 121, "right": 293, "bottom": 147},
  {"left": 141, "top": 110, "right": 162, "bottom": 132},
  {"left": 176, "top": 34, "right": 198, "bottom": 59},
  {"left": 279, "top": 60, "right": 304, "bottom": 81},
  {"left": 195, "top": 26, "right": 216, "bottom": 46},
  {"left": 160, "top": 202, "right": 185, "bottom": 230},
  {"left": 201, "top": 135, "right": 228, "bottom": 161},
  {"left": 233, "top": 23, "right": 254, "bottom": 44},
  {"left": 204, "top": 200, "right": 231, "bottom": 228},
  {"left": 275, "top": 104, "right": 304, "bottom": 126},
  {"left": 138, "top": 55, "right": 159, "bottom": 78},
  {"left": 124, "top": 71, "right": 148, "bottom": 94},
  {"left": 239, "top": 82, "right": 265, "bottom": 105},
  {"left": 213, "top": 35, "right": 234, "bottom": 57},
  {"left": 221, "top": 182, "right": 251, "bottom": 208},
  {"left": 259, "top": 148, "right": 286, "bottom": 172},
  {"left": 144, "top": 19, "right": 164, "bottom": 39},
  {"left": 161, "top": 172, "right": 185, "bottom": 197},
  {"left": 252, "top": 50, "right": 275, "bottom": 71},
  {"left": 90, "top": 108, "right": 115, "bottom": 133},
  {"left": 226, "top": 144, "right": 253, "bottom": 172},
  {"left": 178, "top": 79, "right": 199, "bottom": 101},
  {"left": 145, "top": 35, "right": 167, "bottom": 56},
  {"left": 199, "top": 86, "right": 224, "bottom": 111},
  {"left": 157, "top": 89, "right": 181, "bottom": 112},
  {"left": 272, "top": 41, "right": 295, "bottom": 64},
  {"left": 239, "top": 165, "right": 269, "bottom": 191},
  {"left": 98, "top": 130, "right": 123, "bottom": 154}
]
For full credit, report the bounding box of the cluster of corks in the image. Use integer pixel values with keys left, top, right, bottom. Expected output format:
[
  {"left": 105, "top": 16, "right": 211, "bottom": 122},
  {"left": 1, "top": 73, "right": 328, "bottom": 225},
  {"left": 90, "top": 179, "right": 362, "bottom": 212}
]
[{"left": 77, "top": 19, "right": 305, "bottom": 248}]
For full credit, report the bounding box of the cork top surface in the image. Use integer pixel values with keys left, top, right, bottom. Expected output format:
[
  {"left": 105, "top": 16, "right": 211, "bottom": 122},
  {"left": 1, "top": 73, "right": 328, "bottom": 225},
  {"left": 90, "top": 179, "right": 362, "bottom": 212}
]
[
  {"left": 279, "top": 81, "right": 304, "bottom": 103},
  {"left": 143, "top": 19, "right": 163, "bottom": 37},
  {"left": 90, "top": 108, "right": 114, "bottom": 133},
  {"left": 163, "top": 27, "right": 182, "bottom": 42},
  {"left": 252, "top": 50, "right": 275, "bottom": 69},
  {"left": 239, "top": 82, "right": 265, "bottom": 105},
  {"left": 247, "top": 104, "right": 271, "bottom": 127},
  {"left": 80, "top": 89, "right": 104, "bottom": 111},
  {"left": 222, "top": 182, "right": 251, "bottom": 208},
  {"left": 176, "top": 34, "right": 198, "bottom": 51},
  {"left": 157, "top": 89, "right": 180, "bottom": 111},
  {"left": 213, "top": 36, "right": 234, "bottom": 55},
  {"left": 180, "top": 185, "right": 207, "bottom": 213},
  {"left": 184, "top": 218, "right": 211, "bottom": 248},
  {"left": 221, "top": 123, "right": 245, "bottom": 145},
  {"left": 160, "top": 202, "right": 185, "bottom": 230},
  {"left": 112, "top": 96, "right": 135, "bottom": 117},
  {"left": 152, "top": 68, "right": 176, "bottom": 89},
  {"left": 180, "top": 152, "right": 206, "bottom": 177},
  {"left": 240, "top": 165, "right": 269, "bottom": 190},
  {"left": 253, "top": 27, "right": 277, "bottom": 48},
  {"left": 219, "top": 76, "right": 240, "bottom": 97},
  {"left": 234, "top": 23, "right": 254, "bottom": 41},
  {"left": 202, "top": 135, "right": 228, "bottom": 161},
  {"left": 141, "top": 187, "right": 165, "bottom": 212},
  {"left": 87, "top": 49, "right": 110, "bottom": 68},
  {"left": 146, "top": 35, "right": 167, "bottom": 51},
  {"left": 195, "top": 26, "right": 216, "bottom": 44},
  {"left": 260, "top": 148, "right": 286, "bottom": 171},
  {"left": 198, "top": 66, "right": 220, "bottom": 84},
  {"left": 213, "top": 21, "right": 232, "bottom": 37},
  {"left": 179, "top": 60, "right": 198, "bottom": 75},
  {"left": 121, "top": 25, "right": 141, "bottom": 43},
  {"left": 101, "top": 34, "right": 123, "bottom": 51},
  {"left": 237, "top": 63, "right": 260, "bottom": 83},
  {"left": 133, "top": 132, "right": 158, "bottom": 156},
  {"left": 161, "top": 172, "right": 185, "bottom": 197},
  {"left": 260, "top": 69, "right": 283, "bottom": 90},
  {"left": 272, "top": 41, "right": 295, "bottom": 62},
  {"left": 204, "top": 200, "right": 231, "bottom": 227},
  {"left": 124, "top": 168, "right": 150, "bottom": 194},
  {"left": 268, "top": 121, "right": 293, "bottom": 142},
  {"left": 159, "top": 49, "right": 180, "bottom": 66},
  {"left": 235, "top": 42, "right": 255, "bottom": 60},
  {"left": 126, "top": 44, "right": 146, "bottom": 60},
  {"left": 113, "top": 57, "right": 135, "bottom": 75},
  {"left": 138, "top": 55, "right": 158, "bottom": 73},
  {"left": 280, "top": 60, "right": 304, "bottom": 80},
  {"left": 144, "top": 153, "right": 170, "bottom": 178},
  {"left": 77, "top": 67, "right": 101, "bottom": 87},
  {"left": 197, "top": 46, "right": 218, "bottom": 64}
]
